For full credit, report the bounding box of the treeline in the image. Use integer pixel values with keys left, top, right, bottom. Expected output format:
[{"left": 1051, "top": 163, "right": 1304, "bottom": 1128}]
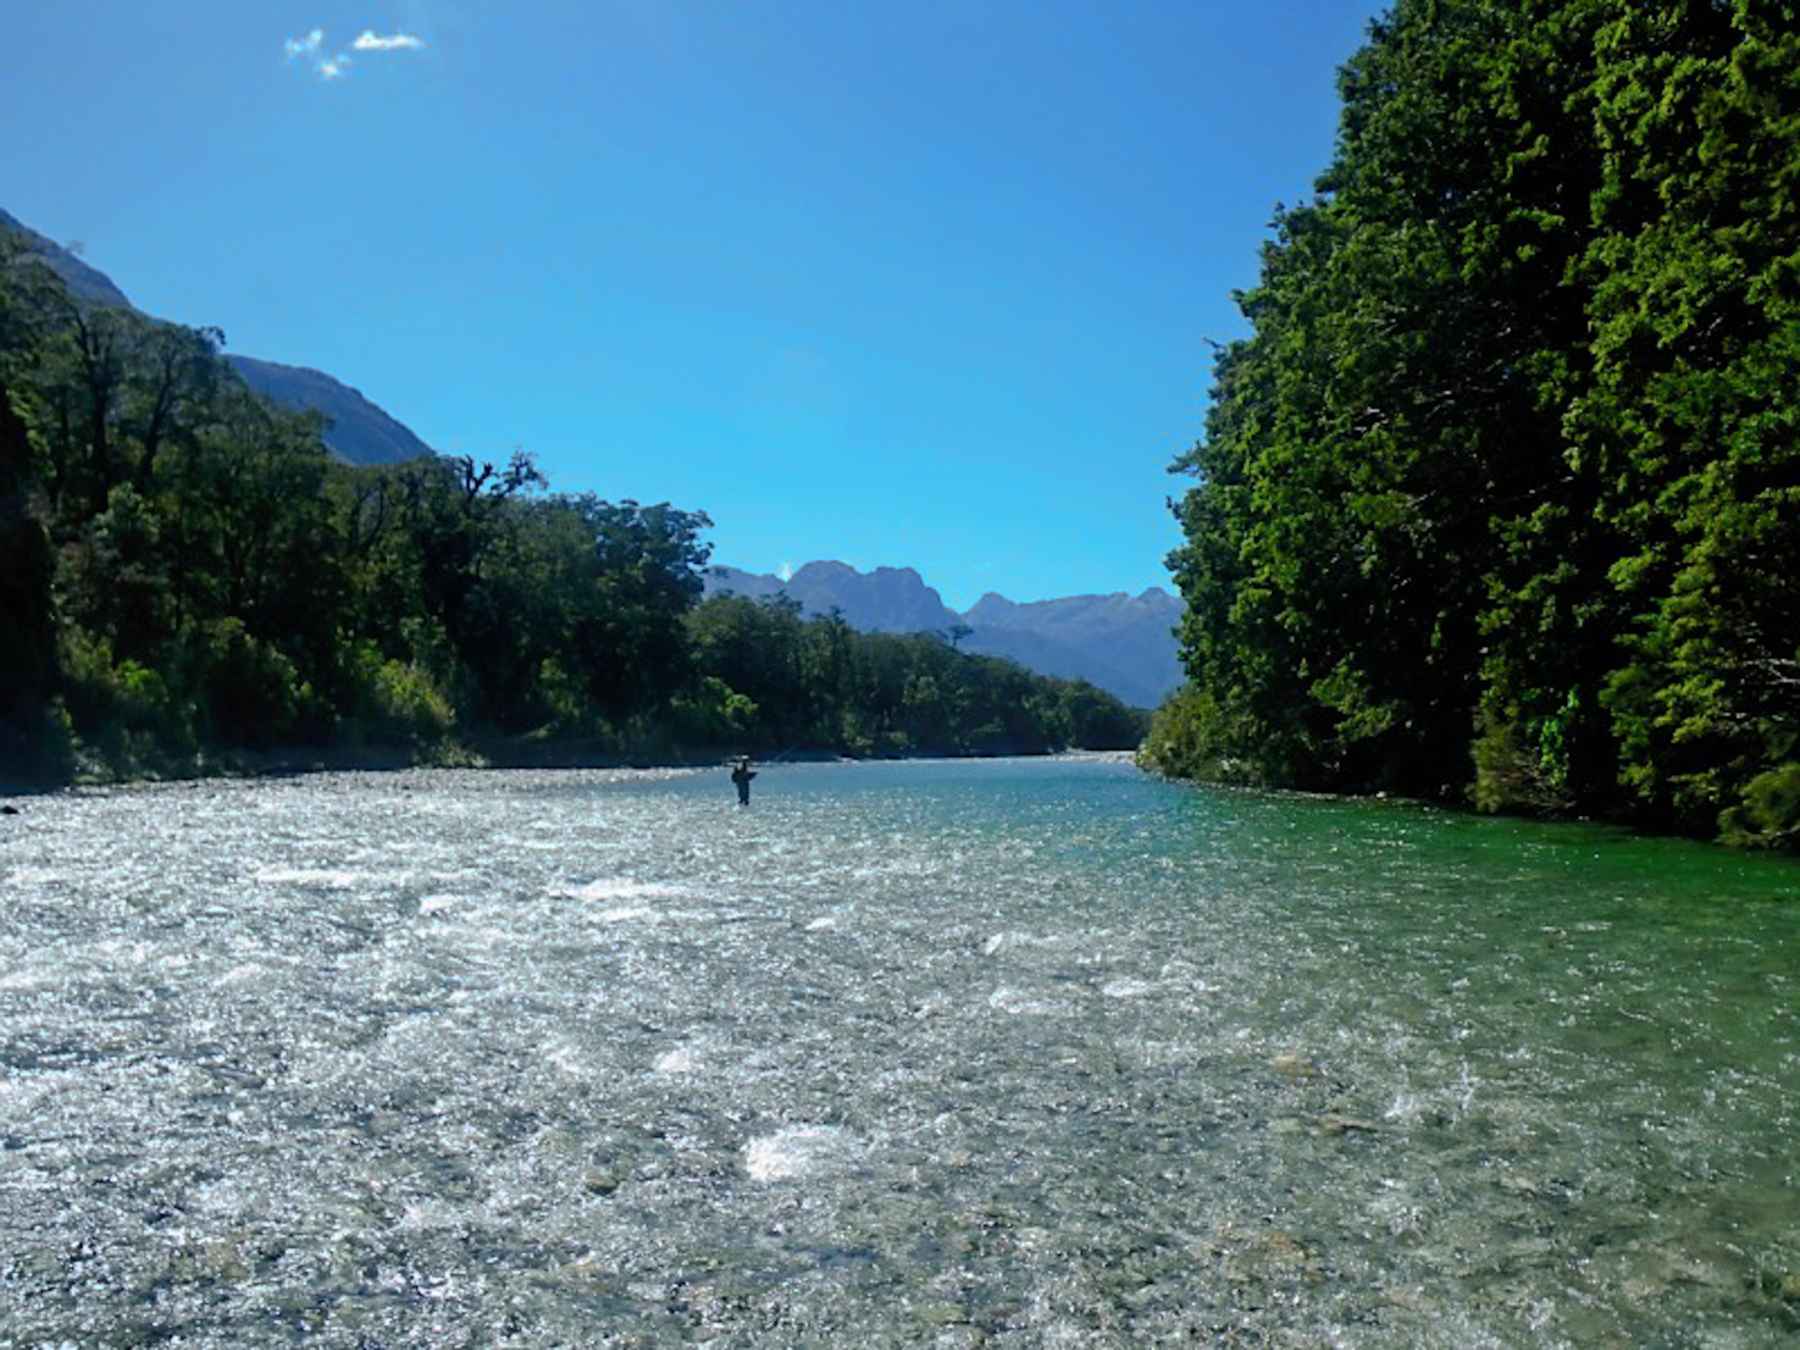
[
  {"left": 684, "top": 594, "right": 1145, "bottom": 756},
  {"left": 1149, "top": 0, "right": 1799, "bottom": 848},
  {"left": 0, "top": 246, "right": 1142, "bottom": 783}
]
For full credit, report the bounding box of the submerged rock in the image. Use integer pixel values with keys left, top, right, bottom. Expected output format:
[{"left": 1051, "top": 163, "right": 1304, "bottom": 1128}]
[
  {"left": 583, "top": 1167, "right": 624, "bottom": 1196},
  {"left": 1316, "top": 1114, "right": 1379, "bottom": 1136},
  {"left": 1207, "top": 1224, "right": 1325, "bottom": 1287}
]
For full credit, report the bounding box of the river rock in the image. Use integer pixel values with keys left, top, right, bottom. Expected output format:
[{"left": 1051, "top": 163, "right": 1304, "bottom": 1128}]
[
  {"left": 170, "top": 1238, "right": 250, "bottom": 1284},
  {"left": 1269, "top": 1053, "right": 1319, "bottom": 1079},
  {"left": 1316, "top": 1114, "right": 1378, "bottom": 1136},
  {"left": 583, "top": 1166, "right": 625, "bottom": 1196},
  {"left": 1212, "top": 1226, "right": 1323, "bottom": 1286},
  {"left": 201, "top": 1239, "right": 250, "bottom": 1282},
  {"left": 914, "top": 1300, "right": 969, "bottom": 1328}
]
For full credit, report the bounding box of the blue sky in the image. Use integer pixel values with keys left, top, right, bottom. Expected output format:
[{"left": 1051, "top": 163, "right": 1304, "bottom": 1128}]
[{"left": 6, "top": 1, "right": 1382, "bottom": 610}]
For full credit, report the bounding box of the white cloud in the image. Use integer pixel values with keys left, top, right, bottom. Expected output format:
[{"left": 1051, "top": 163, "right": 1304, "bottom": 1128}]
[
  {"left": 284, "top": 28, "right": 325, "bottom": 58},
  {"left": 777, "top": 562, "right": 795, "bottom": 583},
  {"left": 285, "top": 24, "right": 423, "bottom": 83},
  {"left": 352, "top": 30, "right": 425, "bottom": 51}
]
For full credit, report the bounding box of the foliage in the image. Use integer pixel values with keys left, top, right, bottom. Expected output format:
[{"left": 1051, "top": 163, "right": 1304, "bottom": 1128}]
[
  {"left": 680, "top": 595, "right": 1140, "bottom": 757},
  {"left": 56, "top": 630, "right": 199, "bottom": 776},
  {"left": 0, "top": 239, "right": 59, "bottom": 743},
  {"left": 1138, "top": 686, "right": 1260, "bottom": 785},
  {"left": 1163, "top": 0, "right": 1800, "bottom": 847},
  {"left": 338, "top": 641, "right": 456, "bottom": 750},
  {"left": 0, "top": 234, "right": 1140, "bottom": 782}
]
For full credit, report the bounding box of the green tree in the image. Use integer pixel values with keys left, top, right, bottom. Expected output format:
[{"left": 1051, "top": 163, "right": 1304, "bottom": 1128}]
[
  {"left": 1161, "top": 0, "right": 1800, "bottom": 848},
  {"left": 566, "top": 497, "right": 713, "bottom": 723},
  {"left": 1581, "top": 1, "right": 1800, "bottom": 838},
  {"left": 0, "top": 241, "right": 62, "bottom": 774}
]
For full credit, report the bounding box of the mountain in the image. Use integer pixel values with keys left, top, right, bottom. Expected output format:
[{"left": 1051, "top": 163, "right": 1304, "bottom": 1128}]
[
  {"left": 224, "top": 356, "right": 432, "bottom": 466},
  {"left": 1, "top": 208, "right": 430, "bottom": 467},
  {"left": 705, "top": 561, "right": 1183, "bottom": 709},
  {"left": 961, "top": 589, "right": 1185, "bottom": 709},
  {"left": 0, "top": 208, "right": 134, "bottom": 309},
  {"left": 706, "top": 561, "right": 961, "bottom": 634}
]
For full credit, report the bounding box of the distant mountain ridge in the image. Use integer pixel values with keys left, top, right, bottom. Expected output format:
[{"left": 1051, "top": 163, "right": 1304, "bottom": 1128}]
[
  {"left": 1, "top": 207, "right": 430, "bottom": 467},
  {"left": 222, "top": 356, "right": 433, "bottom": 466},
  {"left": 705, "top": 562, "right": 963, "bottom": 634},
  {"left": 0, "top": 208, "right": 134, "bottom": 309},
  {"left": 705, "top": 562, "right": 1183, "bottom": 709}
]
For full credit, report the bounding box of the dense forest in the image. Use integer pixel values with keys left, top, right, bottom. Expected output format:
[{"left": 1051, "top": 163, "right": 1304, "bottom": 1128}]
[
  {"left": 0, "top": 245, "right": 1142, "bottom": 786},
  {"left": 1147, "top": 0, "right": 1799, "bottom": 848}
]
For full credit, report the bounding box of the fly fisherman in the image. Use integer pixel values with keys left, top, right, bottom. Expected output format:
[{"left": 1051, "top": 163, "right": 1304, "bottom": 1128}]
[{"left": 730, "top": 756, "right": 756, "bottom": 806}]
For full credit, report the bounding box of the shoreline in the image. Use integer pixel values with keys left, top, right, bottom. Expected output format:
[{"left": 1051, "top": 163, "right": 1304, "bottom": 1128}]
[{"left": 0, "top": 740, "right": 1136, "bottom": 801}]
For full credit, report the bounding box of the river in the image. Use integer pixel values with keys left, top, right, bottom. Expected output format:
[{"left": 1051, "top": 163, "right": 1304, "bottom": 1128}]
[{"left": 2, "top": 755, "right": 1797, "bottom": 1346}]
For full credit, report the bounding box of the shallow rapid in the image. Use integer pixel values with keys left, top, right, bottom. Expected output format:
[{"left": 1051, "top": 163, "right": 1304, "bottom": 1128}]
[{"left": 2, "top": 756, "right": 1797, "bottom": 1346}]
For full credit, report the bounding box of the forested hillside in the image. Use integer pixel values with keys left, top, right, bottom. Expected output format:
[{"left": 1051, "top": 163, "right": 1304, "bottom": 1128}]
[
  {"left": 1148, "top": 0, "right": 1799, "bottom": 848},
  {"left": 0, "top": 244, "right": 1141, "bottom": 785}
]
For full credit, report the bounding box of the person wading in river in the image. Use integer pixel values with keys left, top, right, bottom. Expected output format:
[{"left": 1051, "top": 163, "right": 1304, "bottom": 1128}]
[{"left": 730, "top": 756, "right": 756, "bottom": 806}]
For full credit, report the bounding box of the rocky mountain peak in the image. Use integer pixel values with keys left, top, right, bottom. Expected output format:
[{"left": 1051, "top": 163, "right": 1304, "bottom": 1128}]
[{"left": 702, "top": 561, "right": 1183, "bottom": 708}]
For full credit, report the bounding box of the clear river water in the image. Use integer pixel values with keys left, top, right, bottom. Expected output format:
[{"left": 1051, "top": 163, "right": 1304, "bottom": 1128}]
[{"left": 2, "top": 755, "right": 1797, "bottom": 1347}]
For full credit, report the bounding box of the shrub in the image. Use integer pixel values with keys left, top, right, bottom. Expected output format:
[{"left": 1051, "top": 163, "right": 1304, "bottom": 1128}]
[
  {"left": 1720, "top": 764, "right": 1800, "bottom": 850},
  {"left": 56, "top": 630, "right": 199, "bottom": 774},
  {"left": 669, "top": 676, "right": 760, "bottom": 748},
  {"left": 1471, "top": 704, "right": 1575, "bottom": 817},
  {"left": 189, "top": 618, "right": 306, "bottom": 749},
  {"left": 340, "top": 640, "right": 456, "bottom": 749},
  {"left": 1139, "top": 685, "right": 1253, "bottom": 782}
]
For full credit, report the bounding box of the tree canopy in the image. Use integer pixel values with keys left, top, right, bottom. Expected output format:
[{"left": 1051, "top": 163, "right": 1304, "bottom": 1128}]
[{"left": 1150, "top": 0, "right": 1800, "bottom": 848}]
